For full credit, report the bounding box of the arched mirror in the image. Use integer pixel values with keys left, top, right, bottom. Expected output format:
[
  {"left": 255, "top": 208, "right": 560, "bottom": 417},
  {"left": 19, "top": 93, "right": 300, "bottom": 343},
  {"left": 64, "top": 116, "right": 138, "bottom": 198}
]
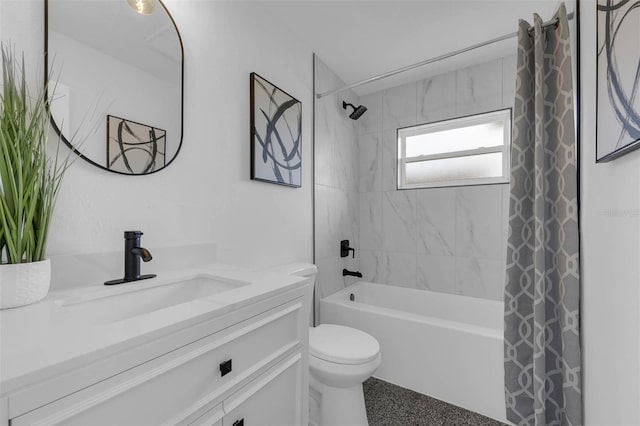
[{"left": 45, "top": 0, "right": 183, "bottom": 175}]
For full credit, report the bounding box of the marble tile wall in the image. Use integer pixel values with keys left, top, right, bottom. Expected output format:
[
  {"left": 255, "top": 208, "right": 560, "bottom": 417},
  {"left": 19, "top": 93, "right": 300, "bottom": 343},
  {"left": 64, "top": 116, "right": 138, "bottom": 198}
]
[
  {"left": 314, "top": 56, "right": 360, "bottom": 312},
  {"left": 357, "top": 56, "right": 517, "bottom": 301}
]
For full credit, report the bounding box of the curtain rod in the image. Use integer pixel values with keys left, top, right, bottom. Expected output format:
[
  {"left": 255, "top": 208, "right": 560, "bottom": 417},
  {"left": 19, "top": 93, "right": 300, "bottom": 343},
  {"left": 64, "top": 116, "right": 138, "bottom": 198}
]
[{"left": 316, "top": 11, "right": 575, "bottom": 99}]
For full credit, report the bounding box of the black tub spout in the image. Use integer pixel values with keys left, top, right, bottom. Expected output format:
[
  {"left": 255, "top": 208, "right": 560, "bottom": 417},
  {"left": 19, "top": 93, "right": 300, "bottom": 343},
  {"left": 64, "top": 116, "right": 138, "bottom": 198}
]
[{"left": 343, "top": 269, "right": 363, "bottom": 278}]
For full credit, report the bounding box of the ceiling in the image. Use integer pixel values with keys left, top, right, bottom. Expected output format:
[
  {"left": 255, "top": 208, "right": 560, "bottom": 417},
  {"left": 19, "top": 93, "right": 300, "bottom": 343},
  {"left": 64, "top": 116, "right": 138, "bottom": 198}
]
[
  {"left": 48, "top": 0, "right": 182, "bottom": 84},
  {"left": 47, "top": 0, "right": 575, "bottom": 96},
  {"left": 259, "top": 0, "right": 575, "bottom": 95}
]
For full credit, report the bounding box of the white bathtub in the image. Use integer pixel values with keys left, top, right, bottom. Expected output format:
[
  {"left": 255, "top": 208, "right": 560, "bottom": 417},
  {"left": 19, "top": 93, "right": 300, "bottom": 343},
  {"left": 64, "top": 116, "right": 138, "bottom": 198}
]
[{"left": 320, "top": 282, "right": 507, "bottom": 423}]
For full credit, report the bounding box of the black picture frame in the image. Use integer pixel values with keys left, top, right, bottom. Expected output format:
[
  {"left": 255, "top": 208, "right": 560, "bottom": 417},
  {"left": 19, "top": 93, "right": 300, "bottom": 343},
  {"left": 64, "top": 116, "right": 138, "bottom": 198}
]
[
  {"left": 595, "top": 0, "right": 640, "bottom": 162},
  {"left": 106, "top": 115, "right": 166, "bottom": 174},
  {"left": 250, "top": 72, "right": 302, "bottom": 187}
]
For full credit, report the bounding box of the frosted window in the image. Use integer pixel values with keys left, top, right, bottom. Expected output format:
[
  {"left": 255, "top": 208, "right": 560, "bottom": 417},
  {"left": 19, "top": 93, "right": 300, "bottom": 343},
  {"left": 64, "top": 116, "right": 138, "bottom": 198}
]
[
  {"left": 398, "top": 108, "right": 511, "bottom": 189},
  {"left": 405, "top": 153, "right": 503, "bottom": 184},
  {"left": 405, "top": 121, "right": 505, "bottom": 157}
]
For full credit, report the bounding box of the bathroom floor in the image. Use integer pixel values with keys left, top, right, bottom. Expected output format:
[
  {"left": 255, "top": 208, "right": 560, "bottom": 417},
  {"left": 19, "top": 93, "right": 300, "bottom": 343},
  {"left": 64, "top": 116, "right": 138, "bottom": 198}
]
[{"left": 363, "top": 378, "right": 508, "bottom": 426}]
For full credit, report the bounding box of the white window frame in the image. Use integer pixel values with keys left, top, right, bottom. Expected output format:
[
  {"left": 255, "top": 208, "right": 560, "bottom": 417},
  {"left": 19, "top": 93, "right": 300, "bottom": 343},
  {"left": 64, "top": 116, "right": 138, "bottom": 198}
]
[{"left": 397, "top": 108, "right": 512, "bottom": 189}]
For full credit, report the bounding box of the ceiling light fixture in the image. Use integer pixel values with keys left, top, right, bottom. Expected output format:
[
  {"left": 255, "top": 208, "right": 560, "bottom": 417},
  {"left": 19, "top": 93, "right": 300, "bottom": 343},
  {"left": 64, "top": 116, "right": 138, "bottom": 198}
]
[{"left": 127, "top": 0, "right": 155, "bottom": 15}]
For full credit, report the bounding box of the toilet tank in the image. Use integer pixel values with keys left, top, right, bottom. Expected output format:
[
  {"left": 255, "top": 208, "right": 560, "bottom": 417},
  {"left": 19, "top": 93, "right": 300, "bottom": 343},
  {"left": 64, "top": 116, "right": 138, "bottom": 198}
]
[{"left": 266, "top": 263, "right": 318, "bottom": 279}]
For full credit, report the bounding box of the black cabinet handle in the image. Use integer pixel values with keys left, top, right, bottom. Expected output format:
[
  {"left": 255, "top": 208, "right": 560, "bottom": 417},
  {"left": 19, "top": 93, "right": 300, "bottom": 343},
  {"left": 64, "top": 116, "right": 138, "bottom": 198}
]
[
  {"left": 233, "top": 419, "right": 244, "bottom": 426},
  {"left": 219, "top": 359, "right": 232, "bottom": 377}
]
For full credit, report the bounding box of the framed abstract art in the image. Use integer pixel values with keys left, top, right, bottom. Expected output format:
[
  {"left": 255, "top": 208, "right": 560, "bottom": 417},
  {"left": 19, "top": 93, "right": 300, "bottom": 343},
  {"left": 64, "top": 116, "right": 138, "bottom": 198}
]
[
  {"left": 596, "top": 0, "right": 640, "bottom": 162},
  {"left": 250, "top": 72, "right": 302, "bottom": 187},
  {"left": 107, "top": 115, "right": 166, "bottom": 174}
]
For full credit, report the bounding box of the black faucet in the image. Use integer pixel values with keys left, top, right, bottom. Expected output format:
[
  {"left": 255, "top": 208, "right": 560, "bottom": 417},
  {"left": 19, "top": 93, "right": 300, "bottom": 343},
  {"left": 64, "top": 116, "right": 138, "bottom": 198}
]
[
  {"left": 343, "top": 269, "right": 362, "bottom": 278},
  {"left": 105, "top": 231, "right": 156, "bottom": 285}
]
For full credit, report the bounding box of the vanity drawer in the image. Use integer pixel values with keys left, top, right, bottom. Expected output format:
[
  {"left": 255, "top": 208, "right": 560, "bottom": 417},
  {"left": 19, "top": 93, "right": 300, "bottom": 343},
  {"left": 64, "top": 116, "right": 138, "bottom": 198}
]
[
  {"left": 222, "top": 352, "right": 303, "bottom": 426},
  {"left": 190, "top": 352, "right": 302, "bottom": 426},
  {"left": 189, "top": 403, "right": 224, "bottom": 426},
  {"left": 11, "top": 299, "right": 304, "bottom": 426}
]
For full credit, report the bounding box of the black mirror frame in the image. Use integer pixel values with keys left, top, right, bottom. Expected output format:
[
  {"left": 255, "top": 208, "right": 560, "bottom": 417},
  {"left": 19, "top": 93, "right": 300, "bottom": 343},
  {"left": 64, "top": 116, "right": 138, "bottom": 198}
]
[{"left": 43, "top": 0, "right": 185, "bottom": 176}]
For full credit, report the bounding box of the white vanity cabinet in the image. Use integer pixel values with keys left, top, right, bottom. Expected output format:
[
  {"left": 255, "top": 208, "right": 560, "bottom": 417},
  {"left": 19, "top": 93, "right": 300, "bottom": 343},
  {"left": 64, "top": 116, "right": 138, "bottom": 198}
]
[
  {"left": 3, "top": 284, "right": 310, "bottom": 426},
  {"left": 193, "top": 352, "right": 302, "bottom": 426}
]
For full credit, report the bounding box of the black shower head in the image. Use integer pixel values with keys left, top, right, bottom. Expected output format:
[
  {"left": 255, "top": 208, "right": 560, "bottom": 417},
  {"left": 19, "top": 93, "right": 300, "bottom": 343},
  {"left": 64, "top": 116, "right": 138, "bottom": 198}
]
[{"left": 342, "top": 101, "right": 367, "bottom": 120}]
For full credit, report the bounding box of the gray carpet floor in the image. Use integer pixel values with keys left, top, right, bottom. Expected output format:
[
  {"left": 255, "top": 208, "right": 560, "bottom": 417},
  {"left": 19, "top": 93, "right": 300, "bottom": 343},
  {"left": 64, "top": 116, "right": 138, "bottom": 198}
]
[{"left": 363, "top": 378, "right": 509, "bottom": 426}]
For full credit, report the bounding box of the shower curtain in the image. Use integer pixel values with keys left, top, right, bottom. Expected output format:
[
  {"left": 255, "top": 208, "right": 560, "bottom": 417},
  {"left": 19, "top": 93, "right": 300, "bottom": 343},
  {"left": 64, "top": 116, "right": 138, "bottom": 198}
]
[{"left": 503, "top": 4, "right": 581, "bottom": 426}]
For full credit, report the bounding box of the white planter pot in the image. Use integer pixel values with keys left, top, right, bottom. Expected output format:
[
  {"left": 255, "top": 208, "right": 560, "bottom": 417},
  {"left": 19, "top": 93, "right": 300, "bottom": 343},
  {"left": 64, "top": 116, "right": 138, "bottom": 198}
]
[{"left": 0, "top": 259, "right": 51, "bottom": 309}]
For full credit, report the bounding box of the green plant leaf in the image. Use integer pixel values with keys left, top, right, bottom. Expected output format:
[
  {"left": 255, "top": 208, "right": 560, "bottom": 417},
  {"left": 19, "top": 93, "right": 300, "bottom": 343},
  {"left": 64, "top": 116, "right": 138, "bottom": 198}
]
[{"left": 0, "top": 43, "right": 74, "bottom": 264}]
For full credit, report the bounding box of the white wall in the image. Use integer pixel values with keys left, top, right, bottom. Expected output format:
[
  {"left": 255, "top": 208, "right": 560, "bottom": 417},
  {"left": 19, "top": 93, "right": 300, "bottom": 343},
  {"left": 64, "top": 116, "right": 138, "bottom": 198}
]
[
  {"left": 580, "top": 1, "right": 640, "bottom": 424},
  {"left": 0, "top": 0, "right": 314, "bottom": 278}
]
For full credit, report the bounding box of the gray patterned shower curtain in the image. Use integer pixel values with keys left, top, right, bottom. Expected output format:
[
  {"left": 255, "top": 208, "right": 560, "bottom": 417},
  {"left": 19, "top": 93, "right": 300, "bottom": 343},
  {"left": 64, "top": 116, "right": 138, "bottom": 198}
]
[{"left": 503, "top": 4, "right": 582, "bottom": 426}]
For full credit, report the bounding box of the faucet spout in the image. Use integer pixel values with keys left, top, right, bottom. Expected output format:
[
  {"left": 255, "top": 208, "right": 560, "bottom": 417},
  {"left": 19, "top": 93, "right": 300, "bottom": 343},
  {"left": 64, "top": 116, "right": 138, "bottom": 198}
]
[{"left": 131, "top": 247, "right": 152, "bottom": 262}]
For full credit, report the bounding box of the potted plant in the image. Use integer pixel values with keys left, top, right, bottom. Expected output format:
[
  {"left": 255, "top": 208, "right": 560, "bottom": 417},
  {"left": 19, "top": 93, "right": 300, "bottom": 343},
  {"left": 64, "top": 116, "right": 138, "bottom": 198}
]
[{"left": 0, "top": 44, "right": 71, "bottom": 309}]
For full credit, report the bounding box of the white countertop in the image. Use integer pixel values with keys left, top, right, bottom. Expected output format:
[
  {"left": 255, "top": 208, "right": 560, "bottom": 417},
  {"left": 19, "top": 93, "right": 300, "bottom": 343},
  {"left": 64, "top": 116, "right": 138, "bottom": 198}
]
[{"left": 0, "top": 263, "right": 308, "bottom": 398}]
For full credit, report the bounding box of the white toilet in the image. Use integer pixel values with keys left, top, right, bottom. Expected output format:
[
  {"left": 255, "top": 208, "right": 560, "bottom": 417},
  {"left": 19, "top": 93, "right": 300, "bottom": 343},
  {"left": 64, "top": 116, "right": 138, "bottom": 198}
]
[
  {"left": 308, "top": 324, "right": 381, "bottom": 426},
  {"left": 280, "top": 263, "right": 381, "bottom": 426}
]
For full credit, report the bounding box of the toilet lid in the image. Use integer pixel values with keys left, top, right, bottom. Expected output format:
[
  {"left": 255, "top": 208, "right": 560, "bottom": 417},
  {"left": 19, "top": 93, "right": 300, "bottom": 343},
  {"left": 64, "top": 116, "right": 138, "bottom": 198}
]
[{"left": 309, "top": 324, "right": 380, "bottom": 365}]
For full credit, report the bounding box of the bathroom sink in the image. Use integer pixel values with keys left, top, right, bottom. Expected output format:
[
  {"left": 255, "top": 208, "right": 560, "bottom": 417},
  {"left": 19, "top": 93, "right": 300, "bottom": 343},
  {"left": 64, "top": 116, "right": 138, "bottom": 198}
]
[{"left": 56, "top": 275, "right": 249, "bottom": 324}]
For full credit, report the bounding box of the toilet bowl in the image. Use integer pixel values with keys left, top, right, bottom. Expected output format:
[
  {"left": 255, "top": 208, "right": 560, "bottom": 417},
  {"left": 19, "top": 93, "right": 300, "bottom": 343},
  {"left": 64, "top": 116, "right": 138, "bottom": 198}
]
[
  {"left": 309, "top": 324, "right": 381, "bottom": 426},
  {"left": 270, "top": 263, "right": 381, "bottom": 426}
]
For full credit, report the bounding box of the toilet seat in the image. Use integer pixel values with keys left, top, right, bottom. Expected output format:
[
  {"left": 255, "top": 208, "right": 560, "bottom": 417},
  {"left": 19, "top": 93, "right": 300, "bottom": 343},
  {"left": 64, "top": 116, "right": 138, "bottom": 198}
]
[{"left": 309, "top": 324, "right": 380, "bottom": 365}]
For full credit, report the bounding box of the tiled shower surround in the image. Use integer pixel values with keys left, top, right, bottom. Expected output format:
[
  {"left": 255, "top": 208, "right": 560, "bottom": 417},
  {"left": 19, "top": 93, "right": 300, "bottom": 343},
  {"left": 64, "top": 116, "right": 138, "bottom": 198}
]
[
  {"left": 314, "top": 55, "right": 516, "bottom": 302},
  {"left": 314, "top": 56, "right": 361, "bottom": 303}
]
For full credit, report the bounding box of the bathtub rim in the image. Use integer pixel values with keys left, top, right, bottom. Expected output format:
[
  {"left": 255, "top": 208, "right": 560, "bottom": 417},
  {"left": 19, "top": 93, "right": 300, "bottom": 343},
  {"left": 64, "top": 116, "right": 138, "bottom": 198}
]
[{"left": 321, "top": 282, "right": 503, "bottom": 340}]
